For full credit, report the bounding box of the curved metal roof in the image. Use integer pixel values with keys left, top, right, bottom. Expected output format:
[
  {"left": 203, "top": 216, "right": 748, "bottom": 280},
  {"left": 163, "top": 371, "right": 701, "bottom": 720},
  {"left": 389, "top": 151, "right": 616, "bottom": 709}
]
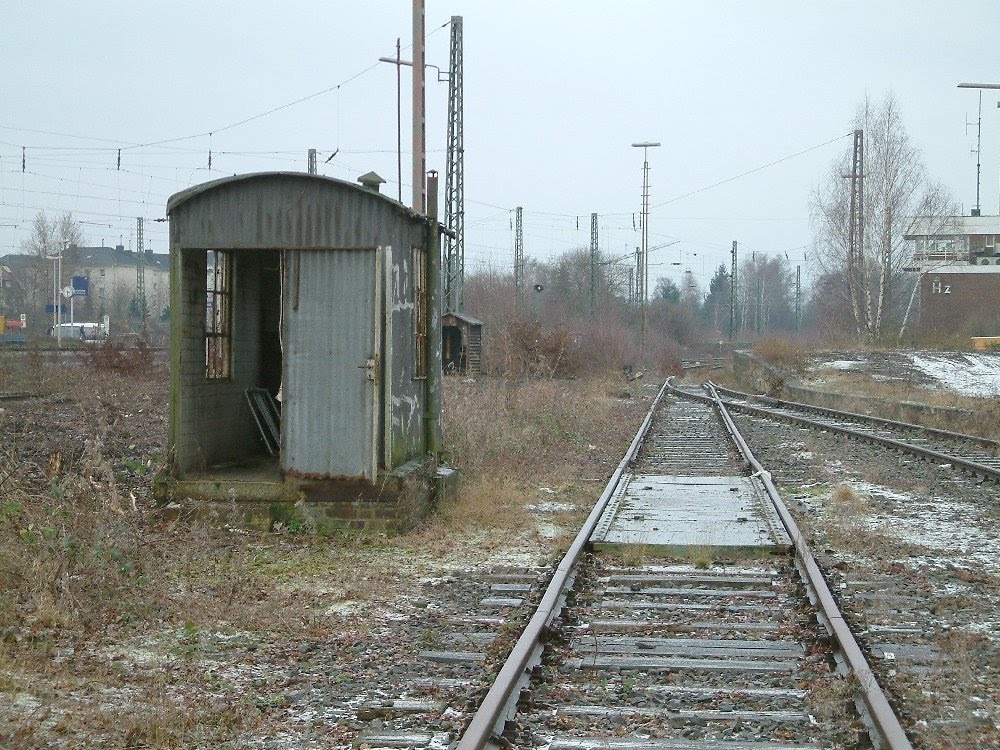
[{"left": 166, "top": 171, "right": 428, "bottom": 223}]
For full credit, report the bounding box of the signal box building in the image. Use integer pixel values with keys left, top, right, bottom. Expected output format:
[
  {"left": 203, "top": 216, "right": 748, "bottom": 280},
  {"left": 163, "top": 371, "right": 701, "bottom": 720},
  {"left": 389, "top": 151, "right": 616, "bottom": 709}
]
[
  {"left": 905, "top": 214, "right": 1000, "bottom": 335},
  {"left": 162, "top": 172, "right": 443, "bottom": 530}
]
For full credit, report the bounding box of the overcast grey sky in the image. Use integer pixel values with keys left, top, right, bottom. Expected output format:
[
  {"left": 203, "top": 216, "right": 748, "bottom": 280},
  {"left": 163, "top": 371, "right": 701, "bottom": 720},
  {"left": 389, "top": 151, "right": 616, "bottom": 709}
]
[{"left": 1, "top": 1, "right": 997, "bottom": 293}]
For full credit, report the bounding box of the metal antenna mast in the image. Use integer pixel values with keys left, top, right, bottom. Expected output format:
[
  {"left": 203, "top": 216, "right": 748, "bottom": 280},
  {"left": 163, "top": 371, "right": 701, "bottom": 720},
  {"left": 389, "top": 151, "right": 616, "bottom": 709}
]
[
  {"left": 514, "top": 206, "right": 524, "bottom": 311},
  {"left": 729, "top": 240, "right": 738, "bottom": 340},
  {"left": 136, "top": 217, "right": 147, "bottom": 321},
  {"left": 973, "top": 91, "right": 982, "bottom": 215},
  {"left": 846, "top": 129, "right": 865, "bottom": 337},
  {"left": 958, "top": 83, "right": 1000, "bottom": 213},
  {"left": 589, "top": 212, "right": 598, "bottom": 318},
  {"left": 307, "top": 149, "right": 317, "bottom": 175},
  {"left": 443, "top": 16, "right": 465, "bottom": 314}
]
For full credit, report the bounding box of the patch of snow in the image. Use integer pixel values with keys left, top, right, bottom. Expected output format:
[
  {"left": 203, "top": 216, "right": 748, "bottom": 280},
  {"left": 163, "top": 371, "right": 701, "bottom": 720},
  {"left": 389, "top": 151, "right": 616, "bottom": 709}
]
[
  {"left": 819, "top": 359, "right": 867, "bottom": 371},
  {"left": 852, "top": 489, "right": 1000, "bottom": 577},
  {"left": 525, "top": 501, "right": 576, "bottom": 513},
  {"left": 535, "top": 521, "right": 563, "bottom": 539},
  {"left": 908, "top": 351, "right": 1000, "bottom": 397}
]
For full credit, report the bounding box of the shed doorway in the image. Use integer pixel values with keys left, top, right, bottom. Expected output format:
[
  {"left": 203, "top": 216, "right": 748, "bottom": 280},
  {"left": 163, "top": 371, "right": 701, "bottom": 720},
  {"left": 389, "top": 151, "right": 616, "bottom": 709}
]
[{"left": 281, "top": 248, "right": 383, "bottom": 479}]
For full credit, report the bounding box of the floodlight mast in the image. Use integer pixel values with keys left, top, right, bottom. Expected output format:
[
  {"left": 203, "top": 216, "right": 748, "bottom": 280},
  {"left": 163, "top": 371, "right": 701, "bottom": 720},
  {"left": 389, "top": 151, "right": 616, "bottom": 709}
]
[{"left": 631, "top": 142, "right": 660, "bottom": 359}]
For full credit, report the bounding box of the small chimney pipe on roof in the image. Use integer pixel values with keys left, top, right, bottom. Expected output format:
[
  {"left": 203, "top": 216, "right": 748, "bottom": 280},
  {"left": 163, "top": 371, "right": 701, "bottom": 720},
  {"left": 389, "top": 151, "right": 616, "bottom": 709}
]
[{"left": 357, "top": 171, "right": 386, "bottom": 194}]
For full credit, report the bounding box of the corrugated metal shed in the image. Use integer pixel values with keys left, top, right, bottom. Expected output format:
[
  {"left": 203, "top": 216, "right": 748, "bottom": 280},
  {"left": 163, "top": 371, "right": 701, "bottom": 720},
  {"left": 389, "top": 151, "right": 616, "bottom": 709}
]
[
  {"left": 166, "top": 172, "right": 441, "bottom": 483},
  {"left": 442, "top": 311, "right": 483, "bottom": 376}
]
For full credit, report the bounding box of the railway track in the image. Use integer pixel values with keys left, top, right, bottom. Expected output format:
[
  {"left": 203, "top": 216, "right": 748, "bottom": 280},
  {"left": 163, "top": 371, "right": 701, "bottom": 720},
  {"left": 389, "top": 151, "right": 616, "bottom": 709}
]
[
  {"left": 690, "top": 382, "right": 1000, "bottom": 483},
  {"left": 447, "top": 381, "right": 912, "bottom": 750}
]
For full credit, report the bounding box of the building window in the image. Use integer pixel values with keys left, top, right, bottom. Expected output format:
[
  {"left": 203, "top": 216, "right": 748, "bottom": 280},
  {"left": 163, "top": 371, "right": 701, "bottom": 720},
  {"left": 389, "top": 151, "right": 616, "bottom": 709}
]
[
  {"left": 206, "top": 250, "right": 232, "bottom": 379},
  {"left": 412, "top": 247, "right": 427, "bottom": 378}
]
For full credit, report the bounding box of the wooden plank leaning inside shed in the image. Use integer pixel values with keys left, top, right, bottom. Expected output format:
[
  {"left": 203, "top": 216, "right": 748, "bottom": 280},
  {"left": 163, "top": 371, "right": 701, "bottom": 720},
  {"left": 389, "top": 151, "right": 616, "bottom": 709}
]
[{"left": 157, "top": 171, "right": 445, "bottom": 532}]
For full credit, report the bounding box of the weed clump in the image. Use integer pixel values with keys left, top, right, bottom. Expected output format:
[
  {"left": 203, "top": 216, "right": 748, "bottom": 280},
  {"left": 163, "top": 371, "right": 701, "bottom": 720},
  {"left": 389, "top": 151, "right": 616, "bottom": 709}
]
[
  {"left": 85, "top": 338, "right": 156, "bottom": 376},
  {"left": 752, "top": 338, "right": 809, "bottom": 376}
]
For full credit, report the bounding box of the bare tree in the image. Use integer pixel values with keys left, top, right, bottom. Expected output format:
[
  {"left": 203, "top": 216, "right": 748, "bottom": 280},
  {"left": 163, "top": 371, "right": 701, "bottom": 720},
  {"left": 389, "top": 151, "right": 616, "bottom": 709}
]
[
  {"left": 20, "top": 210, "right": 84, "bottom": 258},
  {"left": 13, "top": 211, "right": 86, "bottom": 329},
  {"left": 811, "top": 93, "right": 954, "bottom": 342}
]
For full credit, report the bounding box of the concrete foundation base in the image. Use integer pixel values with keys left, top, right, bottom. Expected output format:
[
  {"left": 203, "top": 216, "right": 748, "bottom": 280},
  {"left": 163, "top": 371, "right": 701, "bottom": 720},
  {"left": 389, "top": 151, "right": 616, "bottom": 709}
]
[{"left": 154, "top": 457, "right": 452, "bottom": 534}]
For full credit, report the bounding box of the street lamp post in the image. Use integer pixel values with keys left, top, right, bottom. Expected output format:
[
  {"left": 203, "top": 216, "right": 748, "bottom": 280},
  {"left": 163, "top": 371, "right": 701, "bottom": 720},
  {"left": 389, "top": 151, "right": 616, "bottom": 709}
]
[
  {"left": 47, "top": 244, "right": 65, "bottom": 347},
  {"left": 631, "top": 142, "right": 660, "bottom": 359},
  {"left": 378, "top": 49, "right": 448, "bottom": 207},
  {"left": 379, "top": 39, "right": 405, "bottom": 203}
]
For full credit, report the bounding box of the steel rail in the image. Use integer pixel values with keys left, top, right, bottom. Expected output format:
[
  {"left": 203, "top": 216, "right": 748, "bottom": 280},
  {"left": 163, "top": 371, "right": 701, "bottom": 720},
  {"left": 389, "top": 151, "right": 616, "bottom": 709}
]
[
  {"left": 711, "top": 381, "right": 1000, "bottom": 450},
  {"left": 702, "top": 381, "right": 914, "bottom": 750},
  {"left": 701, "top": 386, "right": 1000, "bottom": 482},
  {"left": 455, "top": 379, "right": 671, "bottom": 750}
]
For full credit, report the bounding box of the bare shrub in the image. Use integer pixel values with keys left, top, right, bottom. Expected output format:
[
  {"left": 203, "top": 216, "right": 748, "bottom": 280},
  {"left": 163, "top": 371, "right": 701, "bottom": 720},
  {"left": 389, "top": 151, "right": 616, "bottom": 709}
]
[
  {"left": 488, "top": 319, "right": 582, "bottom": 378},
  {"left": 831, "top": 483, "right": 862, "bottom": 507},
  {"left": 574, "top": 319, "right": 639, "bottom": 375},
  {"left": 752, "top": 338, "right": 809, "bottom": 375},
  {"left": 85, "top": 338, "right": 155, "bottom": 376}
]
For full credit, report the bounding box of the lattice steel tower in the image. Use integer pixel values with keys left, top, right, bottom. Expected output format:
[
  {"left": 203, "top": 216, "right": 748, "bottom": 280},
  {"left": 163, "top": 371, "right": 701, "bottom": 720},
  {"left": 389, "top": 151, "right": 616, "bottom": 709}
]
[
  {"left": 846, "top": 129, "right": 864, "bottom": 336},
  {"left": 514, "top": 206, "right": 524, "bottom": 310},
  {"left": 443, "top": 15, "right": 464, "bottom": 313},
  {"left": 729, "top": 240, "right": 738, "bottom": 340},
  {"left": 136, "top": 216, "right": 147, "bottom": 320},
  {"left": 589, "top": 213, "right": 598, "bottom": 318}
]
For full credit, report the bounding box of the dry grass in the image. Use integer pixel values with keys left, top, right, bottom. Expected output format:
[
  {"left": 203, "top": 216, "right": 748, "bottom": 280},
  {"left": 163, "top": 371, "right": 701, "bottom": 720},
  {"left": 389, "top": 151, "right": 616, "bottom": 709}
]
[
  {"left": 817, "top": 483, "right": 928, "bottom": 562},
  {"left": 752, "top": 338, "right": 810, "bottom": 376},
  {"left": 0, "top": 357, "right": 650, "bottom": 747},
  {"left": 442, "top": 375, "right": 641, "bottom": 482}
]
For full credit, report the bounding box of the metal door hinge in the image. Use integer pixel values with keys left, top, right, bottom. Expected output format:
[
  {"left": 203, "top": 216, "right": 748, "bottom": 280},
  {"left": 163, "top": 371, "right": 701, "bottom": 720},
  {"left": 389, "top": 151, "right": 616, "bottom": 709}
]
[{"left": 358, "top": 357, "right": 378, "bottom": 381}]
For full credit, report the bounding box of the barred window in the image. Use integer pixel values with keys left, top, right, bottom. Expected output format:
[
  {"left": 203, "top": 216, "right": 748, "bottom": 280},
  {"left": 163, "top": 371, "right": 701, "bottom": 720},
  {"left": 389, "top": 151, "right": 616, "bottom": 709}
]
[
  {"left": 205, "top": 250, "right": 232, "bottom": 379},
  {"left": 413, "top": 247, "right": 427, "bottom": 378}
]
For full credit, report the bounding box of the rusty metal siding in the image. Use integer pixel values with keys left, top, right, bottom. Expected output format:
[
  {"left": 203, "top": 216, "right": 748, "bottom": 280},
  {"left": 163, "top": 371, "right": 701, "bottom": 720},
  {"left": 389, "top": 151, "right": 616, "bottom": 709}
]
[
  {"left": 168, "top": 172, "right": 434, "bottom": 476},
  {"left": 282, "top": 249, "right": 380, "bottom": 478},
  {"left": 169, "top": 173, "right": 423, "bottom": 251}
]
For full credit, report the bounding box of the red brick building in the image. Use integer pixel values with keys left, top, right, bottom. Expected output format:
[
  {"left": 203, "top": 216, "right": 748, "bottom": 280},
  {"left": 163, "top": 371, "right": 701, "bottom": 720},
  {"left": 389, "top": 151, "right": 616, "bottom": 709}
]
[{"left": 905, "top": 215, "right": 1000, "bottom": 335}]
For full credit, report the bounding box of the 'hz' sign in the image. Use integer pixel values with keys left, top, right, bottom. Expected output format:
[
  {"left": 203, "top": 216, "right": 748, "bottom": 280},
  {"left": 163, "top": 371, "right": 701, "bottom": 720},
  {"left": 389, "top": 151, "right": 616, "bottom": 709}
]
[{"left": 931, "top": 280, "right": 951, "bottom": 294}]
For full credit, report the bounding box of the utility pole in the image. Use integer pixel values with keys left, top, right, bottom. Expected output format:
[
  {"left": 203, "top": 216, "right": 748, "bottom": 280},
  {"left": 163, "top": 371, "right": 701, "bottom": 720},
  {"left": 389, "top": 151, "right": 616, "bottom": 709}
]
[
  {"left": 729, "top": 240, "right": 738, "bottom": 341},
  {"left": 307, "top": 149, "right": 317, "bottom": 175},
  {"left": 589, "top": 212, "right": 598, "bottom": 318},
  {"left": 514, "top": 206, "right": 524, "bottom": 311},
  {"left": 756, "top": 274, "right": 764, "bottom": 332},
  {"left": 443, "top": 16, "right": 464, "bottom": 314},
  {"left": 412, "top": 0, "right": 426, "bottom": 212},
  {"left": 136, "top": 217, "right": 147, "bottom": 323},
  {"left": 795, "top": 265, "right": 802, "bottom": 332},
  {"left": 634, "top": 246, "right": 643, "bottom": 308},
  {"left": 846, "top": 129, "right": 865, "bottom": 338}
]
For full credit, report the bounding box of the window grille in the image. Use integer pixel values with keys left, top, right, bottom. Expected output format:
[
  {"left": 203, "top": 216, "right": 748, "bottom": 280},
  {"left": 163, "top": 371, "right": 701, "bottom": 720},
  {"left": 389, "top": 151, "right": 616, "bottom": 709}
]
[
  {"left": 205, "top": 250, "right": 232, "bottom": 379},
  {"left": 413, "top": 247, "right": 427, "bottom": 378}
]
